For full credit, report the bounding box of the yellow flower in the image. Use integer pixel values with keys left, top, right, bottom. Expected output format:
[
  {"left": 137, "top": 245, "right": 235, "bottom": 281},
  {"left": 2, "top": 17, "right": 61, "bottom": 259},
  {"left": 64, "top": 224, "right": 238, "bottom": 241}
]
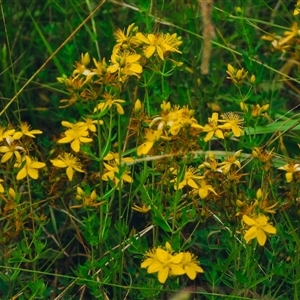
[
  {"left": 83, "top": 117, "right": 103, "bottom": 132},
  {"left": 13, "top": 122, "right": 43, "bottom": 140},
  {"left": 197, "top": 179, "right": 218, "bottom": 199},
  {"left": 0, "top": 179, "right": 4, "bottom": 193},
  {"left": 0, "top": 138, "right": 24, "bottom": 163},
  {"left": 136, "top": 32, "right": 182, "bottom": 60},
  {"left": 202, "top": 113, "right": 231, "bottom": 142},
  {"left": 132, "top": 203, "right": 151, "bottom": 213},
  {"left": 103, "top": 151, "right": 135, "bottom": 165},
  {"left": 170, "top": 166, "right": 203, "bottom": 189},
  {"left": 161, "top": 100, "right": 171, "bottom": 113},
  {"left": 71, "top": 187, "right": 104, "bottom": 208},
  {"left": 181, "top": 252, "right": 204, "bottom": 280},
  {"left": 150, "top": 105, "right": 197, "bottom": 136},
  {"left": 141, "top": 242, "right": 203, "bottom": 284},
  {"left": 92, "top": 57, "right": 108, "bottom": 77},
  {"left": 93, "top": 92, "right": 125, "bottom": 115},
  {"left": 137, "top": 129, "right": 162, "bottom": 156},
  {"left": 136, "top": 32, "right": 165, "bottom": 60},
  {"left": 243, "top": 214, "right": 276, "bottom": 246},
  {"left": 107, "top": 50, "right": 142, "bottom": 81},
  {"left": 278, "top": 22, "right": 300, "bottom": 47},
  {"left": 199, "top": 152, "right": 221, "bottom": 172},
  {"left": 15, "top": 155, "right": 46, "bottom": 180},
  {"left": 161, "top": 33, "right": 183, "bottom": 55},
  {"left": 294, "top": 1, "right": 300, "bottom": 15},
  {"left": 102, "top": 162, "right": 133, "bottom": 189},
  {"left": 58, "top": 121, "right": 93, "bottom": 152},
  {"left": 218, "top": 150, "right": 242, "bottom": 175},
  {"left": 226, "top": 64, "right": 248, "bottom": 84},
  {"left": 113, "top": 23, "right": 139, "bottom": 52},
  {"left": 219, "top": 112, "right": 244, "bottom": 137},
  {"left": 278, "top": 162, "right": 300, "bottom": 183},
  {"left": 141, "top": 243, "right": 185, "bottom": 284},
  {"left": 255, "top": 188, "right": 278, "bottom": 214},
  {"left": 72, "top": 53, "right": 93, "bottom": 77},
  {"left": 50, "top": 153, "right": 84, "bottom": 181},
  {"left": 0, "top": 126, "right": 15, "bottom": 142}
]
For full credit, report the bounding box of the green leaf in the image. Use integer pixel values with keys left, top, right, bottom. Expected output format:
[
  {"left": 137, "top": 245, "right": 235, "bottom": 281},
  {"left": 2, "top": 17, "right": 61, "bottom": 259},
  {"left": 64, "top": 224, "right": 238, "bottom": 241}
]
[{"left": 153, "top": 216, "right": 172, "bottom": 232}]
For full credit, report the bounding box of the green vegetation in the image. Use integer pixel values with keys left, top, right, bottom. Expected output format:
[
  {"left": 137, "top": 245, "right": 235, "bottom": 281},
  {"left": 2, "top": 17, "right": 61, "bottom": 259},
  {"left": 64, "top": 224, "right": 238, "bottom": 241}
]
[{"left": 1, "top": 0, "right": 300, "bottom": 299}]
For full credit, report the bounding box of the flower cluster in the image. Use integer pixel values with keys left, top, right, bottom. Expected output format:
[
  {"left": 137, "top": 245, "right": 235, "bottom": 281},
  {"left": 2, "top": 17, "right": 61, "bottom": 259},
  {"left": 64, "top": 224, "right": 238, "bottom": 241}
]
[
  {"left": 235, "top": 188, "right": 278, "bottom": 246},
  {"left": 141, "top": 242, "right": 203, "bottom": 284},
  {"left": 262, "top": 22, "right": 300, "bottom": 53},
  {"left": 226, "top": 63, "right": 253, "bottom": 85},
  {"left": 57, "top": 23, "right": 182, "bottom": 107},
  {"left": 170, "top": 166, "right": 217, "bottom": 199},
  {"left": 137, "top": 101, "right": 200, "bottom": 156},
  {"left": 136, "top": 101, "right": 245, "bottom": 157},
  {"left": 0, "top": 123, "right": 45, "bottom": 181}
]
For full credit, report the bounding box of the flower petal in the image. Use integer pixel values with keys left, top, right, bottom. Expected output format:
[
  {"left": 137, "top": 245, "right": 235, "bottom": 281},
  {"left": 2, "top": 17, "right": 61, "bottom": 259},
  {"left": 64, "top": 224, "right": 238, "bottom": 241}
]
[
  {"left": 242, "top": 215, "right": 256, "bottom": 226},
  {"left": 263, "top": 224, "right": 276, "bottom": 234},
  {"left": 157, "top": 267, "right": 169, "bottom": 284},
  {"left": 256, "top": 228, "right": 267, "bottom": 246},
  {"left": 244, "top": 226, "right": 257, "bottom": 243}
]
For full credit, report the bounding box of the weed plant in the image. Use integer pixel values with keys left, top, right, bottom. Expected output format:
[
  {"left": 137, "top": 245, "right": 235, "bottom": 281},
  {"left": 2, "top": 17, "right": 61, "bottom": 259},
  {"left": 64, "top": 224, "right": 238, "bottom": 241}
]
[{"left": 0, "top": 1, "right": 300, "bottom": 299}]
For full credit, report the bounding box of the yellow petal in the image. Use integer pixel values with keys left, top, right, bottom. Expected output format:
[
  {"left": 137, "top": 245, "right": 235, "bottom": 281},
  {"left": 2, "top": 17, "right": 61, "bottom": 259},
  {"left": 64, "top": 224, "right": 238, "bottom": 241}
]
[
  {"left": 263, "top": 224, "right": 276, "bottom": 234},
  {"left": 50, "top": 158, "right": 67, "bottom": 168},
  {"left": 244, "top": 226, "right": 257, "bottom": 243},
  {"left": 129, "top": 63, "right": 143, "bottom": 74},
  {"left": 242, "top": 215, "right": 256, "bottom": 226},
  {"left": 227, "top": 64, "right": 235, "bottom": 74},
  {"left": 185, "top": 265, "right": 197, "bottom": 280},
  {"left": 1, "top": 151, "right": 13, "bottom": 163},
  {"left": 169, "top": 264, "right": 185, "bottom": 275},
  {"left": 58, "top": 136, "right": 73, "bottom": 144},
  {"left": 214, "top": 129, "right": 225, "bottom": 139},
  {"left": 12, "top": 132, "right": 23, "bottom": 140},
  {"left": 71, "top": 140, "right": 80, "bottom": 152},
  {"left": 28, "top": 168, "right": 39, "bottom": 179},
  {"left": 156, "top": 46, "right": 164, "bottom": 60},
  {"left": 16, "top": 167, "right": 27, "bottom": 180},
  {"left": 123, "top": 174, "right": 133, "bottom": 183},
  {"left": 158, "top": 267, "right": 169, "bottom": 284},
  {"left": 286, "top": 172, "right": 293, "bottom": 183},
  {"left": 136, "top": 32, "right": 150, "bottom": 44},
  {"left": 256, "top": 229, "right": 267, "bottom": 246},
  {"left": 199, "top": 188, "right": 208, "bottom": 199},
  {"left": 66, "top": 166, "right": 74, "bottom": 181},
  {"left": 31, "top": 161, "right": 46, "bottom": 169},
  {"left": 79, "top": 137, "right": 93, "bottom": 143},
  {"left": 141, "top": 258, "right": 154, "bottom": 269},
  {"left": 204, "top": 131, "right": 214, "bottom": 142},
  {"left": 171, "top": 252, "right": 183, "bottom": 264},
  {"left": 147, "top": 261, "right": 163, "bottom": 273},
  {"left": 116, "top": 104, "right": 124, "bottom": 115},
  {"left": 231, "top": 126, "right": 243, "bottom": 137},
  {"left": 156, "top": 248, "right": 169, "bottom": 262},
  {"left": 137, "top": 141, "right": 154, "bottom": 156},
  {"left": 187, "top": 179, "right": 199, "bottom": 189},
  {"left": 144, "top": 45, "right": 156, "bottom": 58},
  {"left": 126, "top": 54, "right": 141, "bottom": 63}
]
